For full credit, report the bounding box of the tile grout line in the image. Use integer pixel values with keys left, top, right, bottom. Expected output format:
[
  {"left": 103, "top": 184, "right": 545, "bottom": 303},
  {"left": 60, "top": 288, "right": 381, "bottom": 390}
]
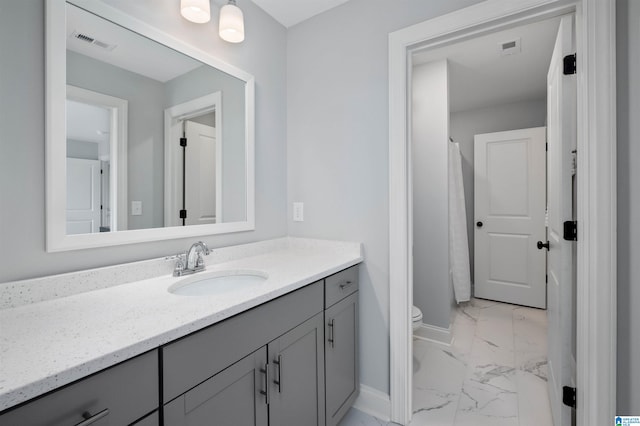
[{"left": 513, "top": 305, "right": 521, "bottom": 426}]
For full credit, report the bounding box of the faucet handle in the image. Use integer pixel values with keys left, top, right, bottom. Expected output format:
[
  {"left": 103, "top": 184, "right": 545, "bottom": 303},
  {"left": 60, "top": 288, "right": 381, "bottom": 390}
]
[
  {"left": 173, "top": 253, "right": 187, "bottom": 276},
  {"left": 198, "top": 241, "right": 211, "bottom": 256}
]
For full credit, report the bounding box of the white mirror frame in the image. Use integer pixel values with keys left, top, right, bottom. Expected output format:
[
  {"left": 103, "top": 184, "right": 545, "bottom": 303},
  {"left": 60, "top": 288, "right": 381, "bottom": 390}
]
[{"left": 45, "top": 0, "right": 255, "bottom": 252}]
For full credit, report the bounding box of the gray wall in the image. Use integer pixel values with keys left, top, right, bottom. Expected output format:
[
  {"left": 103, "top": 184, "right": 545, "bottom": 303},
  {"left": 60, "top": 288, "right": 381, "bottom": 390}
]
[
  {"left": 287, "top": 0, "right": 483, "bottom": 395},
  {"left": 67, "top": 50, "right": 166, "bottom": 230},
  {"left": 450, "top": 99, "right": 547, "bottom": 285},
  {"left": 0, "top": 0, "right": 287, "bottom": 283},
  {"left": 412, "top": 61, "right": 452, "bottom": 329},
  {"left": 616, "top": 0, "right": 640, "bottom": 413}
]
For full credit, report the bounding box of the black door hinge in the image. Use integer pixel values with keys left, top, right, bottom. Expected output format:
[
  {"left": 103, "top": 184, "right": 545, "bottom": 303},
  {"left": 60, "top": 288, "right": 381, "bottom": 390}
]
[
  {"left": 180, "top": 137, "right": 187, "bottom": 147},
  {"left": 563, "top": 54, "right": 577, "bottom": 75},
  {"left": 562, "top": 386, "right": 576, "bottom": 408},
  {"left": 563, "top": 221, "right": 577, "bottom": 241},
  {"left": 179, "top": 209, "right": 187, "bottom": 219},
  {"left": 546, "top": 274, "right": 548, "bottom": 283}
]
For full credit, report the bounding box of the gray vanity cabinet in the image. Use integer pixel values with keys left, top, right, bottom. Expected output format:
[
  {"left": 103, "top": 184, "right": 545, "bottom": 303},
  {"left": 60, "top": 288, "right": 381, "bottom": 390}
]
[
  {"left": 0, "top": 350, "right": 159, "bottom": 426},
  {"left": 164, "top": 313, "right": 325, "bottom": 426},
  {"left": 163, "top": 347, "right": 268, "bottom": 426},
  {"left": 324, "top": 267, "right": 359, "bottom": 426},
  {"left": 162, "top": 281, "right": 325, "bottom": 426}
]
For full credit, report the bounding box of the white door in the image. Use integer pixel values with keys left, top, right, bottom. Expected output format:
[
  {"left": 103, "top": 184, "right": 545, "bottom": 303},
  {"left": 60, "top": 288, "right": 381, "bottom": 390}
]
[
  {"left": 546, "top": 15, "right": 576, "bottom": 426},
  {"left": 184, "top": 120, "right": 221, "bottom": 225},
  {"left": 66, "top": 157, "right": 101, "bottom": 235},
  {"left": 474, "top": 127, "right": 546, "bottom": 308}
]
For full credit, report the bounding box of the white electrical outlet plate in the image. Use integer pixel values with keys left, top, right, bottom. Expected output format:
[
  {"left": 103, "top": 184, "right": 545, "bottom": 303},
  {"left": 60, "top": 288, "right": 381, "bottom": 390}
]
[
  {"left": 131, "top": 201, "right": 142, "bottom": 216},
  {"left": 293, "top": 202, "right": 304, "bottom": 222}
]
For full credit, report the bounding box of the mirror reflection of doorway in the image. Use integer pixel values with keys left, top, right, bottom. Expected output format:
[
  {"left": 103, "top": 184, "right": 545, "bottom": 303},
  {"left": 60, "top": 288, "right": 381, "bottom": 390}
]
[
  {"left": 164, "top": 92, "right": 223, "bottom": 227},
  {"left": 65, "top": 99, "right": 111, "bottom": 234},
  {"left": 65, "top": 86, "right": 128, "bottom": 235}
]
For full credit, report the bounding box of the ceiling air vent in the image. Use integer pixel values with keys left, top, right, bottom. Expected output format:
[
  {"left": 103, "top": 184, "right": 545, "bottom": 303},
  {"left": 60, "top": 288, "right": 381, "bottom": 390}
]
[
  {"left": 499, "top": 38, "right": 521, "bottom": 56},
  {"left": 70, "top": 31, "right": 117, "bottom": 51}
]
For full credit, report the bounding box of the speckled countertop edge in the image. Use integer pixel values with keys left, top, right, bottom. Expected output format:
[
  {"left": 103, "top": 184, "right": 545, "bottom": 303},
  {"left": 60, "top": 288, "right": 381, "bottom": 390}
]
[
  {"left": 0, "top": 237, "right": 293, "bottom": 309},
  {"left": 0, "top": 238, "right": 363, "bottom": 412}
]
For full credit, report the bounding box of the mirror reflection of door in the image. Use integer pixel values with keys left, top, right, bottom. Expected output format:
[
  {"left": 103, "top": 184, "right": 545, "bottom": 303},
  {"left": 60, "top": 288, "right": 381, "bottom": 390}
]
[
  {"left": 66, "top": 157, "right": 101, "bottom": 234},
  {"left": 183, "top": 118, "right": 220, "bottom": 226}
]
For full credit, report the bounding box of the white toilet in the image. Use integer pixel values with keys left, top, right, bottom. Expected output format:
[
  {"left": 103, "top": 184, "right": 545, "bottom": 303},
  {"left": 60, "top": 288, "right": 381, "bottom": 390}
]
[{"left": 412, "top": 305, "right": 423, "bottom": 331}]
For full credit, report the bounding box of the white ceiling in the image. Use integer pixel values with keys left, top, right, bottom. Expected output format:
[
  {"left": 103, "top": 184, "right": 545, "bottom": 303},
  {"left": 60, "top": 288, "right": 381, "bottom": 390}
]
[
  {"left": 250, "top": 0, "right": 350, "bottom": 28},
  {"left": 413, "top": 17, "right": 561, "bottom": 112},
  {"left": 67, "top": 3, "right": 202, "bottom": 82}
]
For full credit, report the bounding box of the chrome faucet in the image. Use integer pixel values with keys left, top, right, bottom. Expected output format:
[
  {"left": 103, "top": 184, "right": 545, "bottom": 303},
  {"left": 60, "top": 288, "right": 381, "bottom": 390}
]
[{"left": 173, "top": 241, "right": 211, "bottom": 276}]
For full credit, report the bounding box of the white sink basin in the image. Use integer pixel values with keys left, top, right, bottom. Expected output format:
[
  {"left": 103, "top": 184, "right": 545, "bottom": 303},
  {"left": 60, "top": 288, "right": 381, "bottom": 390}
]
[{"left": 169, "top": 270, "right": 268, "bottom": 296}]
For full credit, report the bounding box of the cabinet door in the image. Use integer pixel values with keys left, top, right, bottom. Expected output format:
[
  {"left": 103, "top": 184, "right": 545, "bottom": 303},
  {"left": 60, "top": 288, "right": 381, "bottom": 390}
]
[
  {"left": 325, "top": 292, "right": 359, "bottom": 426},
  {"left": 268, "top": 313, "right": 325, "bottom": 426},
  {"left": 164, "top": 347, "right": 268, "bottom": 426}
]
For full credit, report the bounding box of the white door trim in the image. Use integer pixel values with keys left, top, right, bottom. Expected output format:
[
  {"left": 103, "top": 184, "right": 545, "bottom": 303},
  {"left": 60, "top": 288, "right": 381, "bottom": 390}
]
[{"left": 388, "top": 1, "right": 616, "bottom": 425}]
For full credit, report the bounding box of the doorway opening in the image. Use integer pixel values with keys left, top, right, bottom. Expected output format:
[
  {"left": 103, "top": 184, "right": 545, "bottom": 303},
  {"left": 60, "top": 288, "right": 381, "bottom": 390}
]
[
  {"left": 164, "top": 92, "right": 223, "bottom": 227},
  {"left": 409, "top": 14, "right": 574, "bottom": 425},
  {"left": 66, "top": 85, "right": 128, "bottom": 234},
  {"left": 388, "top": 1, "right": 616, "bottom": 426}
]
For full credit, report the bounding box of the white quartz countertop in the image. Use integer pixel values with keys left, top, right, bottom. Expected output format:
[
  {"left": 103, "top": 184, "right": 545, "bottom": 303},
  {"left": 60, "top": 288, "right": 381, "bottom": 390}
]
[{"left": 0, "top": 238, "right": 362, "bottom": 412}]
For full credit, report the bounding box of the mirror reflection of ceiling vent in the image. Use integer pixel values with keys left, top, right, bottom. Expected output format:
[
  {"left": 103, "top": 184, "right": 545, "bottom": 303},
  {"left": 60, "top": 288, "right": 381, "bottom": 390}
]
[
  {"left": 499, "top": 38, "right": 521, "bottom": 56},
  {"left": 70, "top": 31, "right": 117, "bottom": 51}
]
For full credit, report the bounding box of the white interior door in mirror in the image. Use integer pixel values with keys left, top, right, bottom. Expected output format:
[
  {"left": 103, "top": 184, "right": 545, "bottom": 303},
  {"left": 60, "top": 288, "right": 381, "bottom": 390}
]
[
  {"left": 66, "top": 158, "right": 100, "bottom": 235},
  {"left": 184, "top": 121, "right": 222, "bottom": 226},
  {"left": 474, "top": 127, "right": 546, "bottom": 308}
]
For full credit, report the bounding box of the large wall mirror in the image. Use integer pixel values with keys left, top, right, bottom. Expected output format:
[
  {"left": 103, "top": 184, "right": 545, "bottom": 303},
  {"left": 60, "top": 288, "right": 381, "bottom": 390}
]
[{"left": 46, "top": 0, "right": 255, "bottom": 251}]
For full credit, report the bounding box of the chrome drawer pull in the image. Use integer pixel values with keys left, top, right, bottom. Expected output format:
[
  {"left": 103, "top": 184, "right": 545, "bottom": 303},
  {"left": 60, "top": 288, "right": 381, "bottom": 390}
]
[
  {"left": 273, "top": 355, "right": 282, "bottom": 393},
  {"left": 328, "top": 319, "right": 335, "bottom": 348},
  {"left": 259, "top": 362, "right": 270, "bottom": 404},
  {"left": 339, "top": 280, "right": 354, "bottom": 290},
  {"left": 74, "top": 408, "right": 109, "bottom": 426}
]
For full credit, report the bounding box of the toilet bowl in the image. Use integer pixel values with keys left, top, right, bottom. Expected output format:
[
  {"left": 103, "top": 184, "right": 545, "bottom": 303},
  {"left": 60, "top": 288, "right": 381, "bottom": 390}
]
[{"left": 412, "top": 305, "right": 423, "bottom": 331}]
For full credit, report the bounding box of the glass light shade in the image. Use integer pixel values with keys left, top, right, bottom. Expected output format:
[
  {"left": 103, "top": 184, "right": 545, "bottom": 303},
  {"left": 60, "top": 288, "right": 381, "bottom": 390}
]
[
  {"left": 219, "top": 3, "right": 245, "bottom": 43},
  {"left": 181, "top": 0, "right": 211, "bottom": 24}
]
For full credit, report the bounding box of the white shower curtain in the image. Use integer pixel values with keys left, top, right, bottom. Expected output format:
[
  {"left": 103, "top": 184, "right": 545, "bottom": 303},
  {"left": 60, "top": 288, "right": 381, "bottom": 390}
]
[{"left": 449, "top": 142, "right": 471, "bottom": 303}]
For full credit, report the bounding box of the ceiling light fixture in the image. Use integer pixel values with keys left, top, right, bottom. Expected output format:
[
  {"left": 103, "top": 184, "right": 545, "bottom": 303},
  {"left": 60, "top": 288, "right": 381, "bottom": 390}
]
[
  {"left": 180, "top": 0, "right": 211, "bottom": 24},
  {"left": 219, "top": 0, "right": 245, "bottom": 43}
]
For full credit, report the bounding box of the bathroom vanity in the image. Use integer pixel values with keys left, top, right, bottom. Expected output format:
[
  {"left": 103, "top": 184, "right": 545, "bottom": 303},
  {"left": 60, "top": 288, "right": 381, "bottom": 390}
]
[{"left": 0, "top": 239, "right": 361, "bottom": 426}]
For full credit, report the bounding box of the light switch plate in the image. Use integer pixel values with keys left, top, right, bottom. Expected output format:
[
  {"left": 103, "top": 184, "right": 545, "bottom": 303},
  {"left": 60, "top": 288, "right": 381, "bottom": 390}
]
[
  {"left": 293, "top": 202, "right": 304, "bottom": 222},
  {"left": 131, "top": 201, "right": 142, "bottom": 216}
]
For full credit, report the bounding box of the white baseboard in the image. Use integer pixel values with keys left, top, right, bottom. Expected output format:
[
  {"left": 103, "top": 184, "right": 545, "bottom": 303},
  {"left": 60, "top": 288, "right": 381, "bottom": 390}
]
[
  {"left": 413, "top": 322, "right": 453, "bottom": 345},
  {"left": 352, "top": 384, "right": 391, "bottom": 422}
]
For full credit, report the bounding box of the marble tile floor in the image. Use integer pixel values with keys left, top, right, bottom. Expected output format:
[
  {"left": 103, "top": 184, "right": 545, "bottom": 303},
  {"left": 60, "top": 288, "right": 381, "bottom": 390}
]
[{"left": 339, "top": 298, "right": 553, "bottom": 426}]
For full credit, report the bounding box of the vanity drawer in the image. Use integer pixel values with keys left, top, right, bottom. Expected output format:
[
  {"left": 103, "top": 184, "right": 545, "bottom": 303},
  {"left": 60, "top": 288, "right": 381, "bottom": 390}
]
[
  {"left": 325, "top": 265, "right": 359, "bottom": 308},
  {"left": 0, "top": 350, "right": 158, "bottom": 426}
]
